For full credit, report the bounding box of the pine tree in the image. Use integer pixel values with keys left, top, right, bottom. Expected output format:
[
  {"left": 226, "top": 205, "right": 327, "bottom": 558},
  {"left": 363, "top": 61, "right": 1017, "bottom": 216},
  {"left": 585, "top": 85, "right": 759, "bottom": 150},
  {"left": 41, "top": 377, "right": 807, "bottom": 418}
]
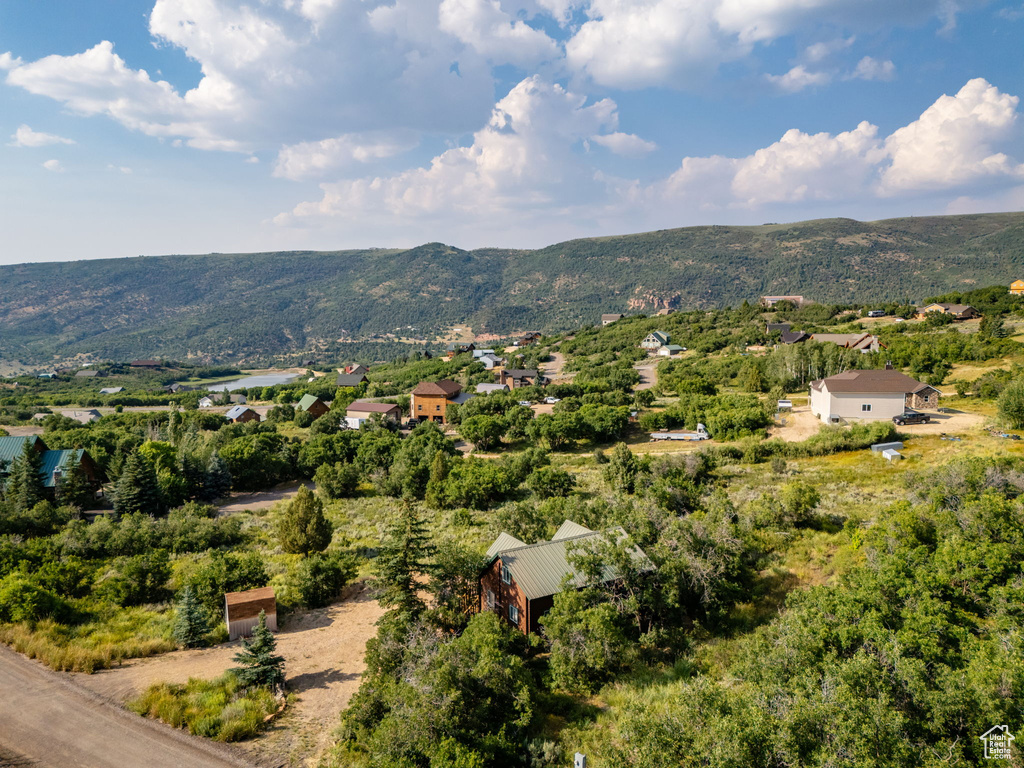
[
  {"left": 172, "top": 586, "right": 210, "bottom": 648},
  {"left": 276, "top": 485, "right": 333, "bottom": 555},
  {"left": 204, "top": 452, "right": 232, "bottom": 501},
  {"left": 424, "top": 450, "right": 450, "bottom": 509},
  {"left": 232, "top": 611, "right": 285, "bottom": 691},
  {"left": 55, "top": 458, "right": 94, "bottom": 510},
  {"left": 373, "top": 498, "right": 433, "bottom": 614},
  {"left": 114, "top": 450, "right": 163, "bottom": 517},
  {"left": 603, "top": 442, "right": 641, "bottom": 494},
  {"left": 5, "top": 442, "right": 46, "bottom": 513}
]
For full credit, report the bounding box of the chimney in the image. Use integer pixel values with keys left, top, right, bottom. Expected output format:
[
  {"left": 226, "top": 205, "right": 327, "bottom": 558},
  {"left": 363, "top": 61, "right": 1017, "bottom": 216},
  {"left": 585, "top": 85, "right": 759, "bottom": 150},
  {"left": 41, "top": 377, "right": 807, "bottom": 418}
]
[{"left": 885, "top": 361, "right": 893, "bottom": 370}]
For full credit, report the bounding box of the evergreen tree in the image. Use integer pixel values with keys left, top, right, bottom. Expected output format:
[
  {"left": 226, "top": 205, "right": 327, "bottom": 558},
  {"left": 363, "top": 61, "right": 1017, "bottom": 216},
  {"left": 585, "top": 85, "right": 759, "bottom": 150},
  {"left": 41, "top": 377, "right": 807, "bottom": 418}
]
[
  {"left": 55, "top": 458, "right": 94, "bottom": 510},
  {"left": 423, "top": 450, "right": 451, "bottom": 509},
  {"left": 204, "top": 452, "right": 232, "bottom": 501},
  {"left": 114, "top": 450, "right": 163, "bottom": 517},
  {"left": 232, "top": 611, "right": 285, "bottom": 691},
  {"left": 5, "top": 443, "right": 46, "bottom": 513},
  {"left": 373, "top": 498, "right": 433, "bottom": 613},
  {"left": 276, "top": 485, "right": 333, "bottom": 555},
  {"left": 172, "top": 586, "right": 210, "bottom": 648},
  {"left": 603, "top": 442, "right": 642, "bottom": 494}
]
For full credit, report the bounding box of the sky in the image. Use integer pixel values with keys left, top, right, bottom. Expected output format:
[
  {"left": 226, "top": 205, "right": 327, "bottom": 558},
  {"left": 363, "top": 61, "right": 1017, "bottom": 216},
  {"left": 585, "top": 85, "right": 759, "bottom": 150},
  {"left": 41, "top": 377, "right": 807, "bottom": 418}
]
[{"left": 3, "top": 0, "right": 1024, "bottom": 264}]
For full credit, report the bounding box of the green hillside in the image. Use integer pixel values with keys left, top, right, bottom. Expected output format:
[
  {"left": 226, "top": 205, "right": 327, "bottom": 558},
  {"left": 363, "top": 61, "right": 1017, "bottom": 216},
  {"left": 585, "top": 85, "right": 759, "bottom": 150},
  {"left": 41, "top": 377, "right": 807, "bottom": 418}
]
[{"left": 4, "top": 212, "right": 1024, "bottom": 364}]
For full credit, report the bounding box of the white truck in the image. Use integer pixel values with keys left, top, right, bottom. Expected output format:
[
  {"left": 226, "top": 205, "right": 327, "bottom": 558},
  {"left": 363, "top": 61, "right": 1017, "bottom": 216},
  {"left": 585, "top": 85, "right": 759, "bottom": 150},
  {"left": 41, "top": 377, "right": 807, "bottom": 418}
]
[{"left": 650, "top": 423, "right": 710, "bottom": 441}]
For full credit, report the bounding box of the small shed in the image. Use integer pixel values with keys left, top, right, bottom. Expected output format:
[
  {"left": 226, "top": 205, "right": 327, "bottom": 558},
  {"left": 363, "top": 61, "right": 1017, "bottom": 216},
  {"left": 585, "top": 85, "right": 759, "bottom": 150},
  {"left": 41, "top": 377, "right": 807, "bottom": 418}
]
[
  {"left": 224, "top": 587, "right": 277, "bottom": 641},
  {"left": 296, "top": 394, "right": 331, "bottom": 418},
  {"left": 870, "top": 441, "right": 905, "bottom": 453}
]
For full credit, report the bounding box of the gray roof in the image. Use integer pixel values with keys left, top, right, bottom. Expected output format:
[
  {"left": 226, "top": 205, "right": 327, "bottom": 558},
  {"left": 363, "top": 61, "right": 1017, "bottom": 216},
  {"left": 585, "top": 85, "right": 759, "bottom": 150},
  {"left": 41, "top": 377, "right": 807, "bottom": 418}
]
[
  {"left": 450, "top": 392, "right": 476, "bottom": 405},
  {"left": 336, "top": 373, "right": 368, "bottom": 387},
  {"left": 811, "top": 368, "right": 935, "bottom": 395},
  {"left": 486, "top": 532, "right": 526, "bottom": 559},
  {"left": 225, "top": 405, "right": 254, "bottom": 419},
  {"left": 61, "top": 409, "right": 102, "bottom": 423},
  {"left": 75, "top": 369, "right": 100, "bottom": 377},
  {"left": 487, "top": 520, "right": 651, "bottom": 600},
  {"left": 552, "top": 520, "right": 593, "bottom": 540},
  {"left": 99, "top": 387, "right": 124, "bottom": 395},
  {"left": 476, "top": 383, "right": 509, "bottom": 394}
]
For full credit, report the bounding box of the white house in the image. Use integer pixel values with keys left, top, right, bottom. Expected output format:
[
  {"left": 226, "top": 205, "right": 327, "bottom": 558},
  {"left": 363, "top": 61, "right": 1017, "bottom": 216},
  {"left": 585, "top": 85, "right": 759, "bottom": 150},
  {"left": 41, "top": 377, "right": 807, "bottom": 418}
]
[
  {"left": 810, "top": 368, "right": 940, "bottom": 424},
  {"left": 640, "top": 331, "right": 670, "bottom": 350},
  {"left": 657, "top": 344, "right": 686, "bottom": 357}
]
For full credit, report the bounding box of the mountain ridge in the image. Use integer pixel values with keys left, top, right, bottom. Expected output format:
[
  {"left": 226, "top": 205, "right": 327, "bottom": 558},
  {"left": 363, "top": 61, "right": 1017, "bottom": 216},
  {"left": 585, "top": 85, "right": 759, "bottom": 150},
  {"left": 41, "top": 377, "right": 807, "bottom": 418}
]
[{"left": 4, "top": 212, "right": 1024, "bottom": 365}]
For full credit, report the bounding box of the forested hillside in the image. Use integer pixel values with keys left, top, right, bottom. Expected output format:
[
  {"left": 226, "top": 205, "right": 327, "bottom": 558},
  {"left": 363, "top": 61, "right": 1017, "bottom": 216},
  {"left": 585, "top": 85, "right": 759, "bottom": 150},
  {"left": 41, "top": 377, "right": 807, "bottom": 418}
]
[{"left": 5, "top": 212, "right": 1024, "bottom": 365}]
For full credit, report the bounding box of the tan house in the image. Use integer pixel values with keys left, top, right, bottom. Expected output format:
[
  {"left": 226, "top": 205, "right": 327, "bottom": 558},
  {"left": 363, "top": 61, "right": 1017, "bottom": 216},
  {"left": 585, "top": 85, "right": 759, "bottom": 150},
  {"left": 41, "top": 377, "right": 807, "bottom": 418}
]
[
  {"left": 810, "top": 368, "right": 940, "bottom": 424},
  {"left": 224, "top": 587, "right": 277, "bottom": 641},
  {"left": 760, "top": 295, "right": 805, "bottom": 309},
  {"left": 1011, "top": 280, "right": 1024, "bottom": 295},
  {"left": 916, "top": 303, "right": 981, "bottom": 321},
  {"left": 345, "top": 401, "right": 402, "bottom": 428},
  {"left": 410, "top": 379, "right": 464, "bottom": 423},
  {"left": 498, "top": 369, "right": 545, "bottom": 390},
  {"left": 810, "top": 333, "right": 884, "bottom": 352}
]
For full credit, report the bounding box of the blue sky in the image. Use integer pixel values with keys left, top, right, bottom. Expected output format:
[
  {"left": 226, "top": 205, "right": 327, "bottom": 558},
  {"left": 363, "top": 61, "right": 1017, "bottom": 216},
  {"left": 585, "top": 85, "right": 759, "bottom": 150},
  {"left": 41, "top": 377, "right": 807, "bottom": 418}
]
[{"left": 3, "top": 0, "right": 1024, "bottom": 264}]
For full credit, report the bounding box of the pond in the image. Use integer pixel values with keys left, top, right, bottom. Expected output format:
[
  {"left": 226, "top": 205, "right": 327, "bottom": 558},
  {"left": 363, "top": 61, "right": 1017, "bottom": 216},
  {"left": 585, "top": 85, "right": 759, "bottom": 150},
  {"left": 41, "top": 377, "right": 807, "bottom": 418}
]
[{"left": 206, "top": 373, "right": 299, "bottom": 392}]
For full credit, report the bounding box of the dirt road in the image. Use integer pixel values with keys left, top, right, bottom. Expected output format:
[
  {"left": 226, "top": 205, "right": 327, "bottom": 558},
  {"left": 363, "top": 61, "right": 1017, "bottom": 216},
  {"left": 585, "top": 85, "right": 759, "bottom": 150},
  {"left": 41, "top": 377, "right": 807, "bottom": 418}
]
[
  {"left": 0, "top": 643, "right": 258, "bottom": 768},
  {"left": 77, "top": 583, "right": 384, "bottom": 767},
  {"left": 634, "top": 361, "right": 658, "bottom": 390},
  {"left": 217, "top": 480, "right": 313, "bottom": 514}
]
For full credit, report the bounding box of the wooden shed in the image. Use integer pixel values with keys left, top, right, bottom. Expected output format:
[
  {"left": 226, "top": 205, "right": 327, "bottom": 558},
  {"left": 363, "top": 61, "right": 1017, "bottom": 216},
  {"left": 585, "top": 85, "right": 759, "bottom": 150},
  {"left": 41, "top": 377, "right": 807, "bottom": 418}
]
[{"left": 224, "top": 587, "right": 277, "bottom": 640}]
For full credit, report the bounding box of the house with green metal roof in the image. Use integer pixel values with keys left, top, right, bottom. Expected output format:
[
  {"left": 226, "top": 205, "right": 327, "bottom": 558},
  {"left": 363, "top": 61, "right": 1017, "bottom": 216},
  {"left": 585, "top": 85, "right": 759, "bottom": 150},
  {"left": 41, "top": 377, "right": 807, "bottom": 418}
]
[
  {"left": 296, "top": 394, "right": 331, "bottom": 418},
  {"left": 480, "top": 520, "right": 651, "bottom": 634},
  {"left": 0, "top": 436, "right": 104, "bottom": 496}
]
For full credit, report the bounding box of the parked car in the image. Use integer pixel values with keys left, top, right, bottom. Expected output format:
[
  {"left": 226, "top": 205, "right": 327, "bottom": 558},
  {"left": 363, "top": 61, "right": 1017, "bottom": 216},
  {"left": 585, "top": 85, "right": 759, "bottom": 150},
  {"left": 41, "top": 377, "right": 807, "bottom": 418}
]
[
  {"left": 893, "top": 410, "right": 930, "bottom": 426},
  {"left": 867, "top": 309, "right": 886, "bottom": 318},
  {"left": 543, "top": 397, "right": 561, "bottom": 404},
  {"left": 518, "top": 400, "right": 532, "bottom": 407}
]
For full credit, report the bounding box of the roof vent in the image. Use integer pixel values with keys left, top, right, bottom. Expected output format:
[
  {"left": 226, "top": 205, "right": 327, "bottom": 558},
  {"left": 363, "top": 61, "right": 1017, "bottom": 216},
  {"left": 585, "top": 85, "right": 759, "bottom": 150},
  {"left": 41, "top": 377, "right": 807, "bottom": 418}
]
[{"left": 885, "top": 361, "right": 894, "bottom": 370}]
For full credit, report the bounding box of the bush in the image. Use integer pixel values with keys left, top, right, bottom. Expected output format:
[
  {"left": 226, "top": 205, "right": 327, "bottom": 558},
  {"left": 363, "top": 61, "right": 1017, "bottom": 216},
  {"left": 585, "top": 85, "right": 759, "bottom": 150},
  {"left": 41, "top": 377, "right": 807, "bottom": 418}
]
[
  {"left": 131, "top": 673, "right": 279, "bottom": 742},
  {"left": 291, "top": 552, "right": 356, "bottom": 608},
  {"left": 313, "top": 462, "right": 361, "bottom": 499},
  {"left": 526, "top": 466, "right": 576, "bottom": 498}
]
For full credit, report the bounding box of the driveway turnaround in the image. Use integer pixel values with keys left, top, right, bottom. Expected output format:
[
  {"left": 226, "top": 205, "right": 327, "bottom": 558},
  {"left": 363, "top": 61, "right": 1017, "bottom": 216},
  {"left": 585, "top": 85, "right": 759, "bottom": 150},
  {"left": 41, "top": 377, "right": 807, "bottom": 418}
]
[{"left": 0, "top": 644, "right": 259, "bottom": 768}]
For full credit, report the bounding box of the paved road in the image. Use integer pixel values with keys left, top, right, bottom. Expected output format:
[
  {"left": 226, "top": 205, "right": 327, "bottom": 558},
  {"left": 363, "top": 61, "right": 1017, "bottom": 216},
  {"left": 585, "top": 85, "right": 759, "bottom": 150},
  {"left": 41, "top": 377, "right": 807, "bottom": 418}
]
[{"left": 0, "top": 645, "right": 260, "bottom": 768}]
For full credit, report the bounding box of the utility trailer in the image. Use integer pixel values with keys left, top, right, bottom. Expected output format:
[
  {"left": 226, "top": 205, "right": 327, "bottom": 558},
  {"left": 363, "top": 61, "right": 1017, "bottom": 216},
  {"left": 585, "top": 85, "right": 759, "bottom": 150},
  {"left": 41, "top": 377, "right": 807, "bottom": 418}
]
[{"left": 650, "top": 424, "right": 710, "bottom": 441}]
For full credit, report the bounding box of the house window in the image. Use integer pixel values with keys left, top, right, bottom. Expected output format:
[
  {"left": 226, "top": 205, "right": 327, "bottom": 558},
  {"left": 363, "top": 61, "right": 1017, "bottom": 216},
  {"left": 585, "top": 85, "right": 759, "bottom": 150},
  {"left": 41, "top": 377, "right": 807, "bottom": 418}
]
[
  {"left": 501, "top": 565, "right": 511, "bottom": 584},
  {"left": 435, "top": 405, "right": 441, "bottom": 411},
  {"left": 861, "top": 404, "right": 872, "bottom": 412},
  {"left": 508, "top": 604, "right": 519, "bottom": 624},
  {"left": 417, "top": 404, "right": 422, "bottom": 411},
  {"left": 486, "top": 590, "right": 495, "bottom": 609}
]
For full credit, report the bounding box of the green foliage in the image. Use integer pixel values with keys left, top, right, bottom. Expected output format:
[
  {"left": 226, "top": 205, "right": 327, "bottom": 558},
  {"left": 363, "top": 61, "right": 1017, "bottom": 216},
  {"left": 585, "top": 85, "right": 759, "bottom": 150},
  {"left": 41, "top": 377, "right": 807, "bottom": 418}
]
[
  {"left": 176, "top": 550, "right": 269, "bottom": 611},
  {"left": 373, "top": 500, "right": 433, "bottom": 614},
  {"left": 526, "top": 465, "right": 576, "bottom": 499},
  {"left": 4, "top": 442, "right": 46, "bottom": 514},
  {"left": 276, "top": 485, "right": 333, "bottom": 555},
  {"left": 313, "top": 461, "right": 361, "bottom": 499},
  {"left": 232, "top": 611, "right": 285, "bottom": 691},
  {"left": 172, "top": 586, "right": 210, "bottom": 648},
  {"left": 0, "top": 571, "right": 69, "bottom": 623},
  {"left": 98, "top": 549, "right": 172, "bottom": 606},
  {"left": 997, "top": 377, "right": 1024, "bottom": 428},
  {"left": 291, "top": 551, "right": 355, "bottom": 609},
  {"left": 218, "top": 433, "right": 292, "bottom": 491},
  {"left": 604, "top": 442, "right": 643, "bottom": 494},
  {"left": 131, "top": 673, "right": 278, "bottom": 742},
  {"left": 542, "top": 589, "right": 632, "bottom": 694},
  {"left": 340, "top": 611, "right": 538, "bottom": 766},
  {"left": 114, "top": 450, "right": 163, "bottom": 517}
]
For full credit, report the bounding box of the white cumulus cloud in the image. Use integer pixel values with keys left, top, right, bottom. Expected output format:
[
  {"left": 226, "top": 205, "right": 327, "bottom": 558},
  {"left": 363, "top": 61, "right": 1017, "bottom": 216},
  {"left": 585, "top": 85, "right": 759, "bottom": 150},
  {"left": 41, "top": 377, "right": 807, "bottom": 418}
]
[
  {"left": 42, "top": 159, "right": 64, "bottom": 172},
  {"left": 765, "top": 65, "right": 831, "bottom": 93},
  {"left": 9, "top": 124, "right": 75, "bottom": 147},
  {"left": 282, "top": 76, "right": 619, "bottom": 223},
  {"left": 590, "top": 132, "right": 657, "bottom": 157},
  {"left": 880, "top": 78, "right": 1024, "bottom": 193},
  {"left": 850, "top": 56, "right": 895, "bottom": 81},
  {"left": 438, "top": 0, "right": 559, "bottom": 67},
  {"left": 274, "top": 131, "right": 420, "bottom": 180}
]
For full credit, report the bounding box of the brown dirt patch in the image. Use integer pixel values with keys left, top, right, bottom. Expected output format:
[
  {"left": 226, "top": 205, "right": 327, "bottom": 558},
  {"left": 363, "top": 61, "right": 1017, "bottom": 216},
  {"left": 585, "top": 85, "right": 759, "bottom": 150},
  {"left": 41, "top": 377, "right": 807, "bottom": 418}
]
[{"left": 76, "top": 583, "right": 384, "bottom": 767}]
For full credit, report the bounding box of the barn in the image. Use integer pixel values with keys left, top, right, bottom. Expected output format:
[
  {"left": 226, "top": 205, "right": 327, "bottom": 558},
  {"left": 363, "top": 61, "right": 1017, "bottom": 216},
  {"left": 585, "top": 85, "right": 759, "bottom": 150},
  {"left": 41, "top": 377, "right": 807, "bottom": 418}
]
[{"left": 224, "top": 587, "right": 277, "bottom": 640}]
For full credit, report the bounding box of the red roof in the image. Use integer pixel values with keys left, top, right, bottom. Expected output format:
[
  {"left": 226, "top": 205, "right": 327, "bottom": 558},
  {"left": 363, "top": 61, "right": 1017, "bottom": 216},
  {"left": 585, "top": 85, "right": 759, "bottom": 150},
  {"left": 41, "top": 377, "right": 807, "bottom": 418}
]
[{"left": 411, "top": 379, "right": 462, "bottom": 396}]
